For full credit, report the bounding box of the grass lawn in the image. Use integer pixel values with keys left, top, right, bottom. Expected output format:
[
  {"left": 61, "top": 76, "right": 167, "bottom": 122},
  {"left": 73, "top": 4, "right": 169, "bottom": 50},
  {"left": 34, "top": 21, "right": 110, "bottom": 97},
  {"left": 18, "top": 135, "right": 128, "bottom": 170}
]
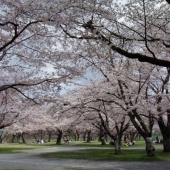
[
  {"left": 69, "top": 139, "right": 146, "bottom": 147},
  {"left": 0, "top": 143, "right": 51, "bottom": 154},
  {"left": 40, "top": 139, "right": 168, "bottom": 161},
  {"left": 41, "top": 148, "right": 170, "bottom": 161},
  {"left": 0, "top": 169, "right": 25, "bottom": 170},
  {"left": 0, "top": 139, "right": 166, "bottom": 162}
]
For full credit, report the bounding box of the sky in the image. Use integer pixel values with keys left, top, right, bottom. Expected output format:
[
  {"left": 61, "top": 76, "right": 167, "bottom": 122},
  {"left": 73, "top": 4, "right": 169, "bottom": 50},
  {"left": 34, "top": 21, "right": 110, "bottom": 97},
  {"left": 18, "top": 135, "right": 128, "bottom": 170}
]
[{"left": 59, "top": 68, "right": 101, "bottom": 95}]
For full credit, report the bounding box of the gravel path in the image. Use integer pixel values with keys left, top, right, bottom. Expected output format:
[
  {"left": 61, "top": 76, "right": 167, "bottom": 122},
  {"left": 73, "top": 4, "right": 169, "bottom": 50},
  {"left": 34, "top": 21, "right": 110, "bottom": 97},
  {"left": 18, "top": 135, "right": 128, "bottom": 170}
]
[{"left": 0, "top": 145, "right": 169, "bottom": 170}]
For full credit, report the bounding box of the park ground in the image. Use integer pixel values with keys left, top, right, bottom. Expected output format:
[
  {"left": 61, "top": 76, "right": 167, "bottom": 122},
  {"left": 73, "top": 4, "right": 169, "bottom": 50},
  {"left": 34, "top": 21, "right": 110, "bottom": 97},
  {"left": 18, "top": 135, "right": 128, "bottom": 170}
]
[{"left": 0, "top": 140, "right": 170, "bottom": 170}]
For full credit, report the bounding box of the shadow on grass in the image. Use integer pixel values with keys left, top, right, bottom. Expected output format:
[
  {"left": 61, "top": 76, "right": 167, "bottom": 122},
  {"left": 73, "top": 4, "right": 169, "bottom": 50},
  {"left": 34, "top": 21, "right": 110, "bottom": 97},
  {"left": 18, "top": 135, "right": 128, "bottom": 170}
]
[{"left": 41, "top": 148, "right": 170, "bottom": 162}]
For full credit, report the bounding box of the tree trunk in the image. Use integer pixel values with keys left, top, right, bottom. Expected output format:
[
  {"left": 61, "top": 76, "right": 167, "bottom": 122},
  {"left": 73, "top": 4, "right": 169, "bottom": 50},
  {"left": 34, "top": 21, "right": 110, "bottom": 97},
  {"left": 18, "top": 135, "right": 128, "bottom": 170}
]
[
  {"left": 83, "top": 132, "right": 86, "bottom": 141},
  {"left": 77, "top": 134, "right": 80, "bottom": 140},
  {"left": 101, "top": 136, "right": 106, "bottom": 145},
  {"left": 114, "top": 137, "right": 121, "bottom": 155},
  {"left": 33, "top": 134, "right": 37, "bottom": 142},
  {"left": 48, "top": 133, "right": 52, "bottom": 142},
  {"left": 86, "top": 130, "right": 91, "bottom": 143},
  {"left": 145, "top": 138, "right": 155, "bottom": 157},
  {"left": 0, "top": 136, "right": 3, "bottom": 143},
  {"left": 40, "top": 130, "right": 43, "bottom": 140},
  {"left": 128, "top": 109, "right": 154, "bottom": 157},
  {"left": 0, "top": 131, "right": 5, "bottom": 143},
  {"left": 99, "top": 127, "right": 106, "bottom": 145},
  {"left": 17, "top": 133, "right": 21, "bottom": 143},
  {"left": 56, "top": 130, "right": 63, "bottom": 145},
  {"left": 74, "top": 134, "right": 77, "bottom": 141},
  {"left": 158, "top": 115, "right": 170, "bottom": 152},
  {"left": 162, "top": 135, "right": 170, "bottom": 152},
  {"left": 21, "top": 133, "right": 26, "bottom": 143},
  {"left": 11, "top": 134, "right": 16, "bottom": 143}
]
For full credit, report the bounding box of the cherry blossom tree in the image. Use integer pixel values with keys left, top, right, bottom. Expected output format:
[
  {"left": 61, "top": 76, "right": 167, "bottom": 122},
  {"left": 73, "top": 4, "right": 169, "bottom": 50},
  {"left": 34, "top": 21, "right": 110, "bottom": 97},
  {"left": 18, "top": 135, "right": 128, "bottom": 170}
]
[
  {"left": 145, "top": 67, "right": 170, "bottom": 152},
  {"left": 67, "top": 50, "right": 158, "bottom": 156},
  {"left": 5, "top": 101, "right": 49, "bottom": 143},
  {"left": 0, "top": 0, "right": 85, "bottom": 133},
  {"left": 63, "top": 83, "right": 131, "bottom": 154},
  {"left": 60, "top": 0, "right": 170, "bottom": 67},
  {"left": 0, "top": 89, "right": 34, "bottom": 131},
  {"left": 0, "top": 0, "right": 84, "bottom": 105}
]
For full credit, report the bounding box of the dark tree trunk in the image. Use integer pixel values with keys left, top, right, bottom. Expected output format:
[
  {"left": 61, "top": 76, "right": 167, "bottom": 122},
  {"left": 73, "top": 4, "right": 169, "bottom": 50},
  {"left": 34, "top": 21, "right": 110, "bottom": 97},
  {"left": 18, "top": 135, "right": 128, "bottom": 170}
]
[
  {"left": 165, "top": 0, "right": 170, "bottom": 4},
  {"left": 158, "top": 114, "right": 170, "bottom": 152},
  {"left": 83, "top": 132, "right": 86, "bottom": 141},
  {"left": 98, "top": 126, "right": 106, "bottom": 145},
  {"left": 40, "top": 130, "right": 43, "bottom": 140},
  {"left": 77, "top": 134, "right": 80, "bottom": 140},
  {"left": 0, "top": 131, "right": 6, "bottom": 143},
  {"left": 74, "top": 134, "right": 77, "bottom": 141},
  {"left": 114, "top": 137, "right": 121, "bottom": 155},
  {"left": 75, "top": 130, "right": 80, "bottom": 141},
  {"left": 21, "top": 133, "right": 26, "bottom": 143},
  {"left": 86, "top": 130, "right": 91, "bottom": 143},
  {"left": 48, "top": 133, "right": 52, "bottom": 142},
  {"left": 163, "top": 136, "right": 170, "bottom": 152},
  {"left": 56, "top": 130, "right": 63, "bottom": 145},
  {"left": 16, "top": 133, "right": 21, "bottom": 143},
  {"left": 11, "top": 134, "right": 16, "bottom": 143},
  {"left": 33, "top": 134, "right": 37, "bottom": 142}
]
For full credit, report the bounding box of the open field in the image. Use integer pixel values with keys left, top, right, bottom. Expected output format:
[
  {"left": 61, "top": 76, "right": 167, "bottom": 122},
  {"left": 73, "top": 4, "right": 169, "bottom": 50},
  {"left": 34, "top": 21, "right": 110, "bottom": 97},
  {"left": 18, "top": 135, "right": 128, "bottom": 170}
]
[
  {"left": 0, "top": 139, "right": 166, "bottom": 161},
  {"left": 0, "top": 143, "right": 51, "bottom": 154},
  {"left": 0, "top": 141, "right": 169, "bottom": 170},
  {"left": 41, "top": 148, "right": 169, "bottom": 161},
  {"left": 40, "top": 140, "right": 167, "bottom": 162}
]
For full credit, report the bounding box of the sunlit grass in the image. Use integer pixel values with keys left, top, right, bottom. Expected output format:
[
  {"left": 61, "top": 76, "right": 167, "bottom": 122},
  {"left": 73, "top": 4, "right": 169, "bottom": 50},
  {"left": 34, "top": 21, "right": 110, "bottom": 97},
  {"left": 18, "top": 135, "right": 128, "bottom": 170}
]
[
  {"left": 69, "top": 139, "right": 146, "bottom": 148},
  {"left": 64, "top": 167, "right": 88, "bottom": 170},
  {"left": 1, "top": 169, "right": 25, "bottom": 170},
  {"left": 0, "top": 143, "right": 50, "bottom": 154},
  {"left": 69, "top": 139, "right": 163, "bottom": 150}
]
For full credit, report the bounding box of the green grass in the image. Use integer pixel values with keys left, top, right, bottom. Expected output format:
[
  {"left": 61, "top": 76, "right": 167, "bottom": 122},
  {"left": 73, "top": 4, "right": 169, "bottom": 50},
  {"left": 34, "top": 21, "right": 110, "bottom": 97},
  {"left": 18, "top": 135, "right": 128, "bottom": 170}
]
[
  {"left": 41, "top": 148, "right": 170, "bottom": 161},
  {"left": 64, "top": 168, "right": 88, "bottom": 170},
  {"left": 0, "top": 143, "right": 50, "bottom": 154},
  {"left": 0, "top": 169, "right": 25, "bottom": 170},
  {"left": 0, "top": 139, "right": 165, "bottom": 162},
  {"left": 69, "top": 139, "right": 146, "bottom": 147}
]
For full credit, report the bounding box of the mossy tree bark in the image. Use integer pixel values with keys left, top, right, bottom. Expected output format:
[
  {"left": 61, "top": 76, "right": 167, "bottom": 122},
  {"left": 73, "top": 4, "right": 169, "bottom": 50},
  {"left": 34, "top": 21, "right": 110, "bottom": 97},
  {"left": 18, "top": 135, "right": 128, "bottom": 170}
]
[{"left": 145, "top": 138, "right": 155, "bottom": 157}]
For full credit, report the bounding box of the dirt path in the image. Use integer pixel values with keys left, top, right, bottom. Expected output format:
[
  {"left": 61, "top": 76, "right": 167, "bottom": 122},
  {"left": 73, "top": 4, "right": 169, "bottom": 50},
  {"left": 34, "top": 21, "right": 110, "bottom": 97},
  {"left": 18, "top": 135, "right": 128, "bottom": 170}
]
[{"left": 0, "top": 145, "right": 169, "bottom": 170}]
